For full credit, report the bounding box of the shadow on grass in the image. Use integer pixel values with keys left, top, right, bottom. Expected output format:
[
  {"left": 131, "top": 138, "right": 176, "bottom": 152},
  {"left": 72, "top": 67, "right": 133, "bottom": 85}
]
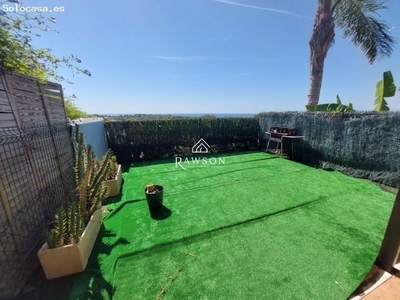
[
  {"left": 105, "top": 198, "right": 146, "bottom": 219},
  {"left": 104, "top": 192, "right": 123, "bottom": 205},
  {"left": 71, "top": 226, "right": 129, "bottom": 300},
  {"left": 150, "top": 205, "right": 172, "bottom": 220},
  {"left": 14, "top": 265, "right": 76, "bottom": 300},
  {"left": 14, "top": 226, "right": 129, "bottom": 300},
  {"left": 116, "top": 196, "right": 327, "bottom": 262}
]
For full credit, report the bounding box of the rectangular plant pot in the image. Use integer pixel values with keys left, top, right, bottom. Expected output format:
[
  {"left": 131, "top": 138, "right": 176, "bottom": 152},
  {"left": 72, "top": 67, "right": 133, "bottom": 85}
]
[
  {"left": 104, "top": 164, "right": 122, "bottom": 197},
  {"left": 37, "top": 209, "right": 103, "bottom": 280}
]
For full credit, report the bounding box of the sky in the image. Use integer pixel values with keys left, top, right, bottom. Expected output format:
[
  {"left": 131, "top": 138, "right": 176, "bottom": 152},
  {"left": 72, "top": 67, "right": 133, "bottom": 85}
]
[{"left": 3, "top": 0, "right": 400, "bottom": 114}]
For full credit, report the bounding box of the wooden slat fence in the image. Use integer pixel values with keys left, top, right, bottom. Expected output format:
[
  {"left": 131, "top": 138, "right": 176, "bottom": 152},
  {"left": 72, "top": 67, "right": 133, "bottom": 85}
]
[{"left": 0, "top": 70, "right": 76, "bottom": 298}]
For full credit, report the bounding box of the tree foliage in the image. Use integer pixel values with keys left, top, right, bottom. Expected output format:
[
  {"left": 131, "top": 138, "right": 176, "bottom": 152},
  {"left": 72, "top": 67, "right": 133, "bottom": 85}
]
[
  {"left": 0, "top": 0, "right": 90, "bottom": 83},
  {"left": 307, "top": 0, "right": 396, "bottom": 108},
  {"left": 65, "top": 95, "right": 88, "bottom": 119},
  {"left": 334, "top": 0, "right": 395, "bottom": 64}
]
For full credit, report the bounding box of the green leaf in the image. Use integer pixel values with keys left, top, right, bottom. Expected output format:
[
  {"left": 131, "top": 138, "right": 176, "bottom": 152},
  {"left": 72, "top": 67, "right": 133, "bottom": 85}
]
[
  {"left": 306, "top": 102, "right": 354, "bottom": 112},
  {"left": 382, "top": 71, "right": 396, "bottom": 97},
  {"left": 374, "top": 97, "right": 390, "bottom": 112},
  {"left": 336, "top": 95, "right": 341, "bottom": 105},
  {"left": 374, "top": 71, "right": 396, "bottom": 111}
]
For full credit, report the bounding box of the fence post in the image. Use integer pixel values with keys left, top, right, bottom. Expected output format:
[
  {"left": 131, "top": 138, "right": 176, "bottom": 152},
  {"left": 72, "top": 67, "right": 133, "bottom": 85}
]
[{"left": 0, "top": 179, "right": 12, "bottom": 223}]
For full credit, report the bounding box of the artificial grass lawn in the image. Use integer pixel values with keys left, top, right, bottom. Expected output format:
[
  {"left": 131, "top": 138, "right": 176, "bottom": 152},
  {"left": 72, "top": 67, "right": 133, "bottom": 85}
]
[{"left": 71, "top": 151, "right": 395, "bottom": 299}]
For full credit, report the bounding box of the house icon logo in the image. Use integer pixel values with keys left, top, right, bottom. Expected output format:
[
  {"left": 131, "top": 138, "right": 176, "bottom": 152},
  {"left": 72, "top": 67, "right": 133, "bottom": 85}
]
[{"left": 192, "top": 138, "right": 210, "bottom": 154}]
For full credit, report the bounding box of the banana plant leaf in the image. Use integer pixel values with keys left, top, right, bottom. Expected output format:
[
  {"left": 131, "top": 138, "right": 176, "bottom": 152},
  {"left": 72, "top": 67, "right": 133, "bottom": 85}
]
[
  {"left": 374, "top": 71, "right": 396, "bottom": 111},
  {"left": 306, "top": 102, "right": 354, "bottom": 112}
]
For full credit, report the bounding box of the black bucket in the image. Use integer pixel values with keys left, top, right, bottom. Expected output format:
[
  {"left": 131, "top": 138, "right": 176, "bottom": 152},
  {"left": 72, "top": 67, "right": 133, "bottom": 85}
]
[{"left": 144, "top": 185, "right": 164, "bottom": 211}]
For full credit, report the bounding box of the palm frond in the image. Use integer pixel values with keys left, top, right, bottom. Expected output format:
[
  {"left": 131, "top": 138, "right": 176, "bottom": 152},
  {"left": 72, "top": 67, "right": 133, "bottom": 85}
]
[{"left": 334, "top": 0, "right": 396, "bottom": 64}]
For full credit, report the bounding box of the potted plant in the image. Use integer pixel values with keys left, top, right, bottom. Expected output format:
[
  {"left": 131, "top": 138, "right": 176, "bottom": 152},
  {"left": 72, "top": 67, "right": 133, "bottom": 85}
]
[
  {"left": 37, "top": 126, "right": 112, "bottom": 280},
  {"left": 103, "top": 154, "right": 122, "bottom": 197},
  {"left": 144, "top": 183, "right": 164, "bottom": 211}
]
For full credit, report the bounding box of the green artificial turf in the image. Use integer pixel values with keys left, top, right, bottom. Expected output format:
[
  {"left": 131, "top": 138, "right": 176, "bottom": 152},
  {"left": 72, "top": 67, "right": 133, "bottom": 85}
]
[{"left": 70, "top": 151, "right": 395, "bottom": 300}]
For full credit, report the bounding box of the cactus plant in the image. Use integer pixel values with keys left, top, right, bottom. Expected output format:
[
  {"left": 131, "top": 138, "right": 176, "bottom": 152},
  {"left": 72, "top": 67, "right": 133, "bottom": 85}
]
[
  {"left": 105, "top": 155, "right": 118, "bottom": 181},
  {"left": 67, "top": 201, "right": 84, "bottom": 245},
  {"left": 74, "top": 126, "right": 112, "bottom": 223},
  {"left": 45, "top": 201, "right": 85, "bottom": 249},
  {"left": 44, "top": 126, "right": 112, "bottom": 248},
  {"left": 145, "top": 183, "right": 158, "bottom": 194}
]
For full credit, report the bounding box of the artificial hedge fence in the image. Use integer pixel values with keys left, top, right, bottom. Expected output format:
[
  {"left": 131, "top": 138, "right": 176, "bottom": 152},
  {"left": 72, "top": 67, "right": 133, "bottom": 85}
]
[{"left": 104, "top": 117, "right": 260, "bottom": 162}]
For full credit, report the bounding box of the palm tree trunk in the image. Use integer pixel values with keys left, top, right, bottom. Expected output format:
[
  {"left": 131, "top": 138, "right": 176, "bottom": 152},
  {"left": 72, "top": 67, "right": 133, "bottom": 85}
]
[
  {"left": 308, "top": 57, "right": 325, "bottom": 107},
  {"left": 307, "top": 0, "right": 336, "bottom": 107}
]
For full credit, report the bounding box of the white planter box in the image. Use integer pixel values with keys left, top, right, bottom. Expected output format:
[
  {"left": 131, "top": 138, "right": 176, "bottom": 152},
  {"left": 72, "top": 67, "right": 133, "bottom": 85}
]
[
  {"left": 37, "top": 209, "right": 103, "bottom": 280},
  {"left": 104, "top": 164, "right": 122, "bottom": 197}
]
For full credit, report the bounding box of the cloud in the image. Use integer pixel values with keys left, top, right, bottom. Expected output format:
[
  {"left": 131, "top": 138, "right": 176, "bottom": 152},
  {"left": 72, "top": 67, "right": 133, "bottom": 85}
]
[{"left": 213, "top": 0, "right": 310, "bottom": 19}]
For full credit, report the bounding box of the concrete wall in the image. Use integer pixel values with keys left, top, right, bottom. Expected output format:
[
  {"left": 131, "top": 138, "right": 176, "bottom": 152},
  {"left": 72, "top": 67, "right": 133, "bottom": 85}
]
[{"left": 71, "top": 119, "right": 108, "bottom": 160}]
